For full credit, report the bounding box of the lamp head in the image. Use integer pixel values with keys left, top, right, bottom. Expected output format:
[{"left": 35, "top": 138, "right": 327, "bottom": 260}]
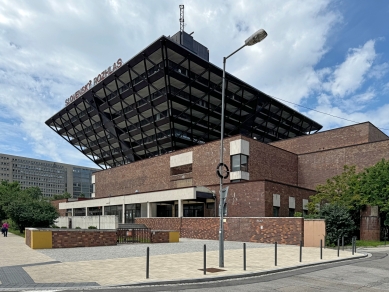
[{"left": 245, "top": 29, "right": 268, "bottom": 46}]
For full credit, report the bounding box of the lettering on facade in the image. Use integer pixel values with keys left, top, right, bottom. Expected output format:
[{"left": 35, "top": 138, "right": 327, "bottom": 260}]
[{"left": 65, "top": 58, "right": 123, "bottom": 106}]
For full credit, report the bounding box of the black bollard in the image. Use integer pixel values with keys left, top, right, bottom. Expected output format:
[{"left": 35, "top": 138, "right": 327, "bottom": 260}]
[
  {"left": 300, "top": 240, "right": 302, "bottom": 262},
  {"left": 320, "top": 239, "right": 323, "bottom": 259},
  {"left": 337, "top": 238, "right": 340, "bottom": 257},
  {"left": 275, "top": 242, "right": 277, "bottom": 266},
  {"left": 203, "top": 244, "right": 206, "bottom": 275},
  {"left": 342, "top": 236, "right": 344, "bottom": 251},
  {"left": 243, "top": 243, "right": 246, "bottom": 271},
  {"left": 352, "top": 237, "right": 354, "bottom": 255},
  {"left": 146, "top": 247, "right": 150, "bottom": 279}
]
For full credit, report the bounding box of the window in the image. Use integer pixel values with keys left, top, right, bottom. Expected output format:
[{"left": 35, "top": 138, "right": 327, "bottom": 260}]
[
  {"left": 289, "top": 208, "right": 295, "bottom": 217},
  {"left": 231, "top": 154, "right": 248, "bottom": 172},
  {"left": 273, "top": 206, "right": 280, "bottom": 217}
]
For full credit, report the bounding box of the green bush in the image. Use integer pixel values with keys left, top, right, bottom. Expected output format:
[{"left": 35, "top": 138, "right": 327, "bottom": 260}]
[
  {"left": 75, "top": 227, "right": 81, "bottom": 229},
  {"left": 320, "top": 204, "right": 356, "bottom": 245},
  {"left": 60, "top": 226, "right": 67, "bottom": 229},
  {"left": 294, "top": 212, "right": 303, "bottom": 217},
  {"left": 88, "top": 226, "right": 97, "bottom": 229},
  {"left": 51, "top": 224, "right": 60, "bottom": 228}
]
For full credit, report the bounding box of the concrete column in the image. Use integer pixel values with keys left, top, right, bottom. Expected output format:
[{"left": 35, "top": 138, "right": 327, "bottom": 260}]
[
  {"left": 178, "top": 199, "right": 183, "bottom": 217},
  {"left": 147, "top": 202, "right": 151, "bottom": 218},
  {"left": 122, "top": 204, "right": 126, "bottom": 224}
]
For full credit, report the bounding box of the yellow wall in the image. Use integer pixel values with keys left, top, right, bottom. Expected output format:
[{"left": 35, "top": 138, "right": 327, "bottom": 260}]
[
  {"left": 31, "top": 230, "right": 53, "bottom": 249},
  {"left": 169, "top": 231, "right": 180, "bottom": 242}
]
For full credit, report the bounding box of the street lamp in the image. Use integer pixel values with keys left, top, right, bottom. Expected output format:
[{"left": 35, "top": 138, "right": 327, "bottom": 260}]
[{"left": 218, "top": 29, "right": 267, "bottom": 268}]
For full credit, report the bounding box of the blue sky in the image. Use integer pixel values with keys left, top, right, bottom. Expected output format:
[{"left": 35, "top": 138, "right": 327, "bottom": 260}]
[{"left": 0, "top": 0, "right": 388, "bottom": 168}]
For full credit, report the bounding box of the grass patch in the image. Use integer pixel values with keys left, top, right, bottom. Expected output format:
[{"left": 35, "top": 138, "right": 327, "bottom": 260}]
[
  {"left": 8, "top": 228, "right": 25, "bottom": 238},
  {"left": 356, "top": 240, "right": 388, "bottom": 247}
]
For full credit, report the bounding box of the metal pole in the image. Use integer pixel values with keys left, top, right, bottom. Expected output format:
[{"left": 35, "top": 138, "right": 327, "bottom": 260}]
[
  {"left": 275, "top": 242, "right": 277, "bottom": 266},
  {"left": 352, "top": 237, "right": 354, "bottom": 255},
  {"left": 243, "top": 243, "right": 246, "bottom": 270},
  {"left": 204, "top": 244, "right": 206, "bottom": 275},
  {"left": 300, "top": 240, "right": 302, "bottom": 262},
  {"left": 146, "top": 247, "right": 150, "bottom": 279},
  {"left": 354, "top": 236, "right": 357, "bottom": 253},
  {"left": 219, "top": 57, "right": 227, "bottom": 268},
  {"left": 342, "top": 236, "right": 344, "bottom": 251},
  {"left": 320, "top": 239, "right": 322, "bottom": 259},
  {"left": 337, "top": 238, "right": 340, "bottom": 257}
]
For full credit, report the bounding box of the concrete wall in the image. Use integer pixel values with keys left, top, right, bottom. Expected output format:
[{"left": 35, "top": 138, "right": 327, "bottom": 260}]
[
  {"left": 136, "top": 217, "right": 304, "bottom": 245},
  {"left": 55, "top": 215, "right": 118, "bottom": 229}
]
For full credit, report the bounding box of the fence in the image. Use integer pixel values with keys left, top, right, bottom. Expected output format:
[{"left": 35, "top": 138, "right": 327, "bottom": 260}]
[{"left": 117, "top": 228, "right": 151, "bottom": 244}]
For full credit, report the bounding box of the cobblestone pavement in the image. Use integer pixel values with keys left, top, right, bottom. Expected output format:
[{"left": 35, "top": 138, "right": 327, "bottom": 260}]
[{"left": 0, "top": 233, "right": 364, "bottom": 290}]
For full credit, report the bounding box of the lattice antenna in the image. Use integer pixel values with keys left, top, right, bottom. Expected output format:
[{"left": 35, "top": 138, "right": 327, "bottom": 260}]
[{"left": 179, "top": 5, "right": 184, "bottom": 32}]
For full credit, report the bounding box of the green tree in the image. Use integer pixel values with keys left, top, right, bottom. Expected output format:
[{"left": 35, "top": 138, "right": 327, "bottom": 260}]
[
  {"left": 359, "top": 159, "right": 389, "bottom": 220},
  {"left": 6, "top": 194, "right": 58, "bottom": 233},
  {"left": 308, "top": 165, "right": 364, "bottom": 214},
  {"left": 0, "top": 181, "right": 21, "bottom": 221},
  {"left": 51, "top": 192, "right": 72, "bottom": 200},
  {"left": 320, "top": 204, "right": 356, "bottom": 245}
]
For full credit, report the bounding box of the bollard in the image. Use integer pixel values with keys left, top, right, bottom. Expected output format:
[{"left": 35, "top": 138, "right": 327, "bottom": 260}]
[
  {"left": 352, "top": 237, "right": 354, "bottom": 255},
  {"left": 299, "top": 240, "right": 302, "bottom": 262},
  {"left": 243, "top": 243, "right": 246, "bottom": 271},
  {"left": 354, "top": 236, "right": 357, "bottom": 253},
  {"left": 342, "top": 236, "right": 344, "bottom": 251},
  {"left": 275, "top": 242, "right": 277, "bottom": 266},
  {"left": 203, "top": 244, "right": 206, "bottom": 275},
  {"left": 337, "top": 238, "right": 340, "bottom": 257},
  {"left": 146, "top": 247, "right": 150, "bottom": 279},
  {"left": 320, "top": 239, "right": 323, "bottom": 259}
]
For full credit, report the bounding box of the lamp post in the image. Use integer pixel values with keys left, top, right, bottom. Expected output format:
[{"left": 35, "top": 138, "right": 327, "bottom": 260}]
[{"left": 218, "top": 29, "right": 267, "bottom": 268}]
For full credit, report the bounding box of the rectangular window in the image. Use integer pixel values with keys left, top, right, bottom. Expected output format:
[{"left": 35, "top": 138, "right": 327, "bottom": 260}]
[
  {"left": 231, "top": 154, "right": 249, "bottom": 172},
  {"left": 273, "top": 206, "right": 280, "bottom": 217},
  {"left": 289, "top": 208, "right": 295, "bottom": 217}
]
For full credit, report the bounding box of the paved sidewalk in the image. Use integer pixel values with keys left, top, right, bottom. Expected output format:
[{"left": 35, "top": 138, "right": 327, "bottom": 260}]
[{"left": 0, "top": 233, "right": 364, "bottom": 290}]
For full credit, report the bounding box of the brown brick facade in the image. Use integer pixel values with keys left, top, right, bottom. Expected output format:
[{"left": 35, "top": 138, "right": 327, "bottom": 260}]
[
  {"left": 298, "top": 139, "right": 389, "bottom": 189},
  {"left": 94, "top": 135, "right": 299, "bottom": 198},
  {"left": 270, "top": 122, "right": 388, "bottom": 155},
  {"left": 151, "top": 231, "right": 170, "bottom": 243},
  {"left": 52, "top": 230, "right": 117, "bottom": 248},
  {"left": 51, "top": 199, "right": 67, "bottom": 216},
  {"left": 136, "top": 217, "right": 304, "bottom": 245},
  {"left": 360, "top": 206, "right": 381, "bottom": 241}
]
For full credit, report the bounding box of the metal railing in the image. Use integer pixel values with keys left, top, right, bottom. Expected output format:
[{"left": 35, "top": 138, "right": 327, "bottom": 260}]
[{"left": 117, "top": 228, "right": 151, "bottom": 244}]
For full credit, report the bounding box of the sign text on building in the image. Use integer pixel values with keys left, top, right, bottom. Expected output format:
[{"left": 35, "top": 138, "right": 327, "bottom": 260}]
[{"left": 65, "top": 58, "right": 123, "bottom": 106}]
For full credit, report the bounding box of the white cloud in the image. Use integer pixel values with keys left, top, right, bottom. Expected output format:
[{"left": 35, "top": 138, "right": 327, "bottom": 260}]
[
  {"left": 0, "top": 0, "right": 388, "bottom": 166},
  {"left": 327, "top": 40, "right": 376, "bottom": 97}
]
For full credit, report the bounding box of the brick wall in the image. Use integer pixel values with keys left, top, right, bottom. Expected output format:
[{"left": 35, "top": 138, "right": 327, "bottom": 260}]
[
  {"left": 136, "top": 217, "right": 304, "bottom": 245},
  {"left": 151, "top": 231, "right": 169, "bottom": 243},
  {"left": 264, "top": 181, "right": 316, "bottom": 217},
  {"left": 25, "top": 229, "right": 32, "bottom": 248},
  {"left": 270, "top": 122, "right": 379, "bottom": 155},
  {"left": 51, "top": 199, "right": 67, "bottom": 216},
  {"left": 52, "top": 230, "right": 117, "bottom": 248},
  {"left": 298, "top": 139, "right": 389, "bottom": 189},
  {"left": 94, "top": 135, "right": 299, "bottom": 198},
  {"left": 360, "top": 206, "right": 381, "bottom": 241}
]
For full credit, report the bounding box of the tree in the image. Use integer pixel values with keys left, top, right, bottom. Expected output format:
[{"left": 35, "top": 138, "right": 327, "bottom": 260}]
[
  {"left": 308, "top": 165, "right": 364, "bottom": 214},
  {"left": 320, "top": 204, "right": 356, "bottom": 245},
  {"left": 359, "top": 159, "right": 389, "bottom": 220},
  {"left": 51, "top": 192, "right": 72, "bottom": 200},
  {"left": 6, "top": 193, "right": 59, "bottom": 232},
  {"left": 0, "top": 181, "right": 21, "bottom": 221}
]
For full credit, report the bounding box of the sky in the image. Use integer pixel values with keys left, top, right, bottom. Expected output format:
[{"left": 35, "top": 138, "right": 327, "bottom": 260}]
[{"left": 0, "top": 0, "right": 388, "bottom": 169}]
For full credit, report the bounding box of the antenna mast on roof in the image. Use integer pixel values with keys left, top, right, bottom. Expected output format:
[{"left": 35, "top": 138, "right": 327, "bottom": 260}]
[{"left": 179, "top": 5, "right": 184, "bottom": 32}]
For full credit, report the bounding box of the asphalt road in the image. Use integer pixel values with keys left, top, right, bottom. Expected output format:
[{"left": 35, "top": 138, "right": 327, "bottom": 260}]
[{"left": 69, "top": 247, "right": 389, "bottom": 292}]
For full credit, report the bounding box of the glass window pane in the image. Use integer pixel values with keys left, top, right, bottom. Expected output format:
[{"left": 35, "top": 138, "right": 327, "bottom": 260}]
[
  {"left": 231, "top": 155, "right": 240, "bottom": 172},
  {"left": 241, "top": 155, "right": 248, "bottom": 172}
]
